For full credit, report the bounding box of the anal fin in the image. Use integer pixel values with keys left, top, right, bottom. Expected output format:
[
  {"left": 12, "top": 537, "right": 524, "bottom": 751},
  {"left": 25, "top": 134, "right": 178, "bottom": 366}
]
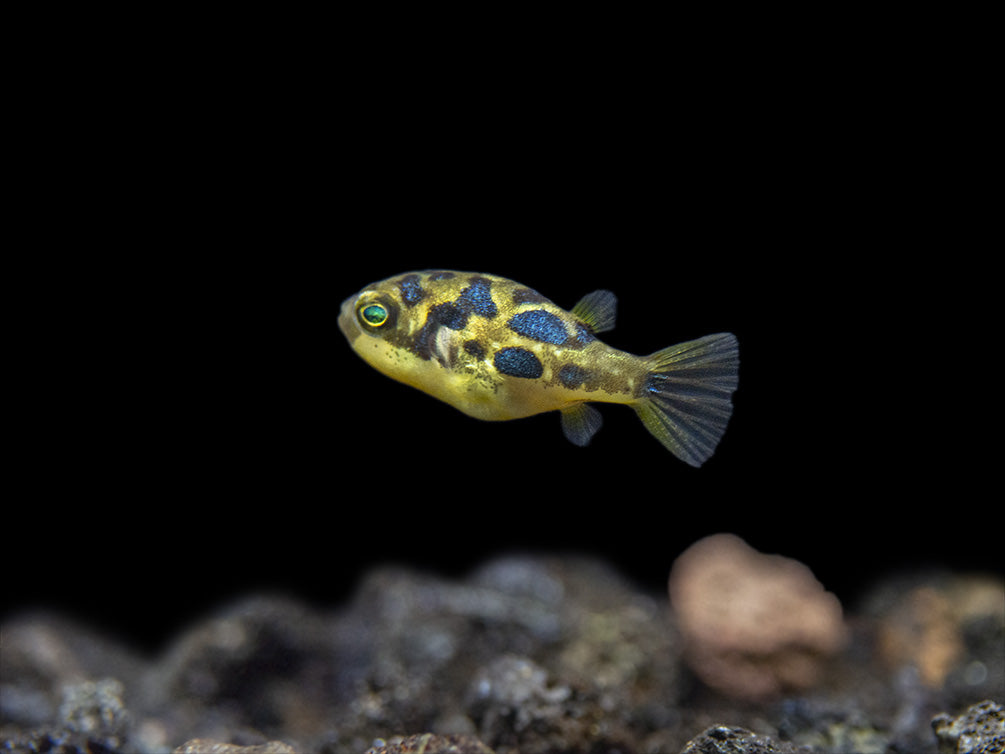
[{"left": 560, "top": 403, "right": 603, "bottom": 447}]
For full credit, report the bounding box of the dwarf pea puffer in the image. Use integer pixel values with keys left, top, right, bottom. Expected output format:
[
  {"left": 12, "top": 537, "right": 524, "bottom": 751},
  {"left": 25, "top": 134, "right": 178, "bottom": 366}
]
[{"left": 338, "top": 270, "right": 739, "bottom": 467}]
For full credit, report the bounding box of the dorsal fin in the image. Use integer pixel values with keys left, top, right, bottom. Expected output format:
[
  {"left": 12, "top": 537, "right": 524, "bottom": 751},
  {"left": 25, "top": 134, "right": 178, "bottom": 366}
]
[{"left": 571, "top": 290, "right": 617, "bottom": 333}]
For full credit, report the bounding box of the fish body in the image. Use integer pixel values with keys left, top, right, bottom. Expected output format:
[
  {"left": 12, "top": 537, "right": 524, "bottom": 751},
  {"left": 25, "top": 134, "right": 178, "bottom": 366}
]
[{"left": 338, "top": 270, "right": 739, "bottom": 466}]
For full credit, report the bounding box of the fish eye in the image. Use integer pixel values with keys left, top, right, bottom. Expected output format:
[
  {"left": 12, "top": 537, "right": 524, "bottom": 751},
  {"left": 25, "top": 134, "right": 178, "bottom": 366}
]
[{"left": 358, "top": 302, "right": 389, "bottom": 327}]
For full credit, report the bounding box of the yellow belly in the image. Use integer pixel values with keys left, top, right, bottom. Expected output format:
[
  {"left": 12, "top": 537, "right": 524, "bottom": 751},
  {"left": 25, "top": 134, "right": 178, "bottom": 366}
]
[{"left": 359, "top": 338, "right": 641, "bottom": 421}]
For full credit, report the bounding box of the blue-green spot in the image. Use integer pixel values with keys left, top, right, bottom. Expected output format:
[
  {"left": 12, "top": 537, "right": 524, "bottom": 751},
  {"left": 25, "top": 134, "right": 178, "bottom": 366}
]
[
  {"left": 459, "top": 277, "right": 498, "bottom": 318},
  {"left": 494, "top": 347, "right": 543, "bottom": 379},
  {"left": 397, "top": 274, "right": 426, "bottom": 306},
  {"left": 507, "top": 310, "right": 568, "bottom": 345},
  {"left": 558, "top": 363, "right": 592, "bottom": 389}
]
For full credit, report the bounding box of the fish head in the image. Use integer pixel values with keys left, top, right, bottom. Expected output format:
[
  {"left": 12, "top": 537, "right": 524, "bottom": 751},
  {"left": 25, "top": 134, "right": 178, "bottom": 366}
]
[
  {"left": 339, "top": 270, "right": 567, "bottom": 418},
  {"left": 339, "top": 270, "right": 476, "bottom": 395},
  {"left": 338, "top": 276, "right": 409, "bottom": 375}
]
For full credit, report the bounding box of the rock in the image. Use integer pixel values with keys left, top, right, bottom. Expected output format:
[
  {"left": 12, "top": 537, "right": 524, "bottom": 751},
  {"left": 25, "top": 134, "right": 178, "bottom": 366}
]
[
  {"left": 148, "top": 594, "right": 335, "bottom": 744},
  {"left": 173, "top": 740, "right": 298, "bottom": 754},
  {"left": 0, "top": 622, "right": 133, "bottom": 753},
  {"left": 364, "top": 733, "right": 495, "bottom": 753},
  {"left": 467, "top": 655, "right": 572, "bottom": 750},
  {"left": 332, "top": 556, "right": 678, "bottom": 752},
  {"left": 2, "top": 555, "right": 1000, "bottom": 753},
  {"left": 0, "top": 613, "right": 146, "bottom": 731},
  {"left": 668, "top": 533, "right": 848, "bottom": 700},
  {"left": 871, "top": 574, "right": 1004, "bottom": 693},
  {"left": 679, "top": 724, "right": 812, "bottom": 753},
  {"left": 774, "top": 694, "right": 908, "bottom": 753},
  {"left": 59, "top": 678, "right": 130, "bottom": 748},
  {"left": 932, "top": 700, "right": 1005, "bottom": 754}
]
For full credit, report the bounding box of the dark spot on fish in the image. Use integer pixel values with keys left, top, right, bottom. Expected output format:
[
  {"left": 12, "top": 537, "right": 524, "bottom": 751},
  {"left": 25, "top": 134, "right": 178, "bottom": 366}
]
[
  {"left": 409, "top": 328, "right": 435, "bottom": 361},
  {"left": 409, "top": 303, "right": 468, "bottom": 360},
  {"left": 573, "top": 321, "right": 596, "bottom": 346},
  {"left": 512, "top": 287, "right": 550, "bottom": 305},
  {"left": 494, "top": 347, "right": 543, "bottom": 379},
  {"left": 458, "top": 276, "right": 497, "bottom": 318},
  {"left": 397, "top": 274, "right": 426, "bottom": 307},
  {"left": 405, "top": 278, "right": 495, "bottom": 362},
  {"left": 429, "top": 302, "right": 469, "bottom": 331},
  {"left": 558, "top": 363, "right": 592, "bottom": 389},
  {"left": 507, "top": 309, "right": 569, "bottom": 345},
  {"left": 427, "top": 271, "right": 455, "bottom": 281},
  {"left": 463, "top": 339, "right": 486, "bottom": 359}
]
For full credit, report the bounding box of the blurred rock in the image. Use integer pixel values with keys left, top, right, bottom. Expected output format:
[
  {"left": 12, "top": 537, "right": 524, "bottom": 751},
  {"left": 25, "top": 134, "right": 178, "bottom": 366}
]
[
  {"left": 870, "top": 574, "right": 1004, "bottom": 694},
  {"left": 668, "top": 533, "right": 848, "bottom": 700},
  {"left": 147, "top": 594, "right": 334, "bottom": 744},
  {"left": 1, "top": 613, "right": 146, "bottom": 731},
  {"left": 774, "top": 693, "right": 912, "bottom": 753},
  {"left": 59, "top": 678, "right": 129, "bottom": 748},
  {"left": 1, "top": 554, "right": 1001, "bottom": 753},
  {"left": 330, "top": 556, "right": 668, "bottom": 753},
  {"left": 467, "top": 655, "right": 575, "bottom": 753}
]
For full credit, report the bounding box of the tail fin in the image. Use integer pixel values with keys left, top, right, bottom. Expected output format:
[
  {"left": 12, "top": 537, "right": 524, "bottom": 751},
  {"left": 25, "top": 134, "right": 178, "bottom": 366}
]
[{"left": 632, "top": 333, "right": 739, "bottom": 467}]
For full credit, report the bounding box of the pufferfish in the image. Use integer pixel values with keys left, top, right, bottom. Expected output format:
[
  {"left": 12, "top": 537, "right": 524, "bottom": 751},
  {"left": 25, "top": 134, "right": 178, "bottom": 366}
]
[{"left": 338, "top": 270, "right": 739, "bottom": 467}]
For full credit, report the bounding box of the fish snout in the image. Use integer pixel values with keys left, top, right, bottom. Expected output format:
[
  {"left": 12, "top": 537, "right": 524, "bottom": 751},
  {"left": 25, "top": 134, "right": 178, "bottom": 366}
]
[{"left": 338, "top": 294, "right": 358, "bottom": 340}]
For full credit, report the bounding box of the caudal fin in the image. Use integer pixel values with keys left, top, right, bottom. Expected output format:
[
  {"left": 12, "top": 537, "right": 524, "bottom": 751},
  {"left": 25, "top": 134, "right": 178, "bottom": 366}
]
[{"left": 632, "top": 333, "right": 739, "bottom": 467}]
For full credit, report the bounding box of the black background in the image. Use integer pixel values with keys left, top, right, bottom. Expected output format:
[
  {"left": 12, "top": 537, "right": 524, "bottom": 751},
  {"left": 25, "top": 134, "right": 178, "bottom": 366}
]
[{"left": 7, "top": 24, "right": 999, "bottom": 653}]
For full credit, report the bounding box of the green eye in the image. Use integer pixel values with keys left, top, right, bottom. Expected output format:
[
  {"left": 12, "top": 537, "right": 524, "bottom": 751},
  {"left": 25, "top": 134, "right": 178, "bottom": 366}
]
[{"left": 360, "top": 303, "right": 389, "bottom": 327}]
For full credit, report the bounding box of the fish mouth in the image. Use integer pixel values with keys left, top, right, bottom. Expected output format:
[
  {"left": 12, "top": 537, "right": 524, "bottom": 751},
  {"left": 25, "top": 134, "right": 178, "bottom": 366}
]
[{"left": 337, "top": 295, "right": 357, "bottom": 340}]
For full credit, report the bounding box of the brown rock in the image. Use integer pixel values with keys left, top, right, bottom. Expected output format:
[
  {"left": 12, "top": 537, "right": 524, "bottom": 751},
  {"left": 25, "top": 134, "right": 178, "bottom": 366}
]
[{"left": 668, "top": 533, "right": 847, "bottom": 700}]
